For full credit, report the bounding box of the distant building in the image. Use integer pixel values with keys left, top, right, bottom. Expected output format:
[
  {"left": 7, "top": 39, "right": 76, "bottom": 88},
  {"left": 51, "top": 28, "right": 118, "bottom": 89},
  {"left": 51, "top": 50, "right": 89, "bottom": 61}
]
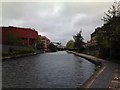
[
  {"left": 90, "top": 27, "right": 101, "bottom": 50},
  {"left": 41, "top": 36, "right": 50, "bottom": 51},
  {"left": 1, "top": 26, "right": 38, "bottom": 48},
  {"left": 84, "top": 27, "right": 102, "bottom": 55},
  {"left": 52, "top": 42, "right": 65, "bottom": 50},
  {"left": 90, "top": 21, "right": 118, "bottom": 50},
  {"left": 85, "top": 41, "right": 92, "bottom": 49},
  {"left": 52, "top": 42, "right": 61, "bottom": 48}
]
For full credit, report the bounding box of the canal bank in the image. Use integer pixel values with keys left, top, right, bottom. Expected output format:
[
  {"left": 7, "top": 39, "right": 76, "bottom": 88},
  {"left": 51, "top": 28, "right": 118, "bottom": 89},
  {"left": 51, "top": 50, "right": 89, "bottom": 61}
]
[
  {"left": 2, "top": 50, "right": 42, "bottom": 60},
  {"left": 67, "top": 50, "right": 117, "bottom": 88},
  {"left": 67, "top": 51, "right": 102, "bottom": 65}
]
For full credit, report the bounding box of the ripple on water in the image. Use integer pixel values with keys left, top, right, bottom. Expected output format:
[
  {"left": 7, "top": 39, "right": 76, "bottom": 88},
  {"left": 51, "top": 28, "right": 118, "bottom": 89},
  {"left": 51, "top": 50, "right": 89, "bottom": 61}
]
[{"left": 2, "top": 51, "right": 95, "bottom": 88}]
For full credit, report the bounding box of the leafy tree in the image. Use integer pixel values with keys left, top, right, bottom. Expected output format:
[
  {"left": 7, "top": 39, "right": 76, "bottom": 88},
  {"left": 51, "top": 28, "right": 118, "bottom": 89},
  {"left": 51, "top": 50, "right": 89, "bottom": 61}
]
[
  {"left": 48, "top": 42, "right": 57, "bottom": 52},
  {"left": 97, "top": 1, "right": 120, "bottom": 59},
  {"left": 66, "top": 40, "right": 74, "bottom": 49},
  {"left": 113, "top": 25, "right": 120, "bottom": 41},
  {"left": 73, "top": 30, "right": 85, "bottom": 52},
  {"left": 96, "top": 26, "right": 111, "bottom": 58},
  {"left": 110, "top": 24, "right": 120, "bottom": 59},
  {"left": 36, "top": 37, "right": 44, "bottom": 50},
  {"left": 102, "top": 2, "right": 119, "bottom": 23}
]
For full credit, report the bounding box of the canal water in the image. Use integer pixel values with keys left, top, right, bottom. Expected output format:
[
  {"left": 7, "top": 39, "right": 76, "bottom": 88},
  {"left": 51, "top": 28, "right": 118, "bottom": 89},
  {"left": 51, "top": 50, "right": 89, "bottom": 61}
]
[{"left": 2, "top": 51, "right": 95, "bottom": 88}]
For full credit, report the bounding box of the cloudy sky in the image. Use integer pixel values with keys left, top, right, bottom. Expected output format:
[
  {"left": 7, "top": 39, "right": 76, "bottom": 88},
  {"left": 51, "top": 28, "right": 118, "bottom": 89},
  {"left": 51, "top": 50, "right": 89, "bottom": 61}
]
[{"left": 1, "top": 0, "right": 118, "bottom": 45}]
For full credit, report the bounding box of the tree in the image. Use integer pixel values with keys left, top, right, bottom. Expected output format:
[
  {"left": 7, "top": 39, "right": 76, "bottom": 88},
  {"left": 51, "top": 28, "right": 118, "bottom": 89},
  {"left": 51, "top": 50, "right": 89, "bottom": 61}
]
[
  {"left": 97, "top": 1, "right": 120, "bottom": 59},
  {"left": 102, "top": 1, "right": 119, "bottom": 23},
  {"left": 66, "top": 40, "right": 74, "bottom": 49},
  {"left": 118, "top": 1, "right": 120, "bottom": 16},
  {"left": 36, "top": 37, "right": 44, "bottom": 50},
  {"left": 110, "top": 24, "right": 120, "bottom": 59},
  {"left": 48, "top": 42, "right": 57, "bottom": 52},
  {"left": 73, "top": 30, "right": 85, "bottom": 52},
  {"left": 96, "top": 26, "right": 111, "bottom": 58}
]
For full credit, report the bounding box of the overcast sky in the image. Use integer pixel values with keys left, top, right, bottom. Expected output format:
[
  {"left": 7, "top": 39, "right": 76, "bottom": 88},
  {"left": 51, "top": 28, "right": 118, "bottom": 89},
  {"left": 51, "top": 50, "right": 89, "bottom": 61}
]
[{"left": 1, "top": 1, "right": 117, "bottom": 45}]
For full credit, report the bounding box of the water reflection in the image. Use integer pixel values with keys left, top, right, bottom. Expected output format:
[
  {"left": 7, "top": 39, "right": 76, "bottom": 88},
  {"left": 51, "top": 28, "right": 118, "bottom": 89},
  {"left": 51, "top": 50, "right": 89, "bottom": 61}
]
[{"left": 3, "top": 51, "right": 95, "bottom": 88}]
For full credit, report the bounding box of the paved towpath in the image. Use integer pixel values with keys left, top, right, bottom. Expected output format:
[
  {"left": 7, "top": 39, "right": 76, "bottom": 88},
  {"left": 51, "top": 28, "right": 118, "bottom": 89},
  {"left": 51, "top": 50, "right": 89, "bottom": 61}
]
[
  {"left": 90, "top": 59, "right": 117, "bottom": 88},
  {"left": 109, "top": 65, "right": 120, "bottom": 89},
  {"left": 67, "top": 51, "right": 119, "bottom": 88}
]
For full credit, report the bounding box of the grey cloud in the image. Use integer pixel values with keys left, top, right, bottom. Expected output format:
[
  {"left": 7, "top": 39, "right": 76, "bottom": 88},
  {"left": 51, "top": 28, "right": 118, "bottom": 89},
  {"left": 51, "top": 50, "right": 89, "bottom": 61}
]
[{"left": 2, "top": 2, "right": 113, "bottom": 45}]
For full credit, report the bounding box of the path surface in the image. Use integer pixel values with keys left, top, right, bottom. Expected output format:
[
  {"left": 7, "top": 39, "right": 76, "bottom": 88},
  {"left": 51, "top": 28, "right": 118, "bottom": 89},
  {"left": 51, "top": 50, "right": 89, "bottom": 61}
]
[
  {"left": 78, "top": 53, "right": 119, "bottom": 88},
  {"left": 78, "top": 54, "right": 119, "bottom": 88},
  {"left": 90, "top": 60, "right": 117, "bottom": 88},
  {"left": 109, "top": 65, "right": 120, "bottom": 89},
  {"left": 67, "top": 51, "right": 119, "bottom": 88}
]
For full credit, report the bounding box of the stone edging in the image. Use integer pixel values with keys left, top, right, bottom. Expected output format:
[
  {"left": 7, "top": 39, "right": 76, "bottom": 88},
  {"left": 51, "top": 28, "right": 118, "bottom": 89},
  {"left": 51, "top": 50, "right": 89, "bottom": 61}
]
[
  {"left": 66, "top": 50, "right": 106, "bottom": 88},
  {"left": 2, "top": 52, "right": 41, "bottom": 60}
]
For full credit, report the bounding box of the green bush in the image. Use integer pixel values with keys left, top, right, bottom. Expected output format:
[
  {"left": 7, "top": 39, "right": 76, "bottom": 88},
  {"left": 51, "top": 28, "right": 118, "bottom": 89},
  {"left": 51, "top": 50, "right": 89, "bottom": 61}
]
[
  {"left": 15, "top": 48, "right": 34, "bottom": 54},
  {"left": 94, "top": 64, "right": 101, "bottom": 71},
  {"left": 2, "top": 48, "right": 35, "bottom": 57},
  {"left": 2, "top": 52, "right": 9, "bottom": 57}
]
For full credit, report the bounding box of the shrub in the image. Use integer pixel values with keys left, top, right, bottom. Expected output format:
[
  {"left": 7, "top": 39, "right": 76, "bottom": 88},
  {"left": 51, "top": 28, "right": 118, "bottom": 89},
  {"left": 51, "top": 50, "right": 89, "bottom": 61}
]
[
  {"left": 94, "top": 64, "right": 101, "bottom": 71},
  {"left": 2, "top": 48, "right": 35, "bottom": 57}
]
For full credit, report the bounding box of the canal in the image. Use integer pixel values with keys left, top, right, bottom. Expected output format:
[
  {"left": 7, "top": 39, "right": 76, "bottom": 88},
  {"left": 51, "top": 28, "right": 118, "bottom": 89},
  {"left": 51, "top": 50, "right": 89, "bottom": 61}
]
[{"left": 2, "top": 51, "right": 95, "bottom": 88}]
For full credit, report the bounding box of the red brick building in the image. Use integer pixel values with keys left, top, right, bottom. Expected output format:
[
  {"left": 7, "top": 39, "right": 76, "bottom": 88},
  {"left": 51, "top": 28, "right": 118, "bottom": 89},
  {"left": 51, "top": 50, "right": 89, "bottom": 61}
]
[
  {"left": 1, "top": 26, "right": 38, "bottom": 48},
  {"left": 41, "top": 36, "right": 50, "bottom": 51}
]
